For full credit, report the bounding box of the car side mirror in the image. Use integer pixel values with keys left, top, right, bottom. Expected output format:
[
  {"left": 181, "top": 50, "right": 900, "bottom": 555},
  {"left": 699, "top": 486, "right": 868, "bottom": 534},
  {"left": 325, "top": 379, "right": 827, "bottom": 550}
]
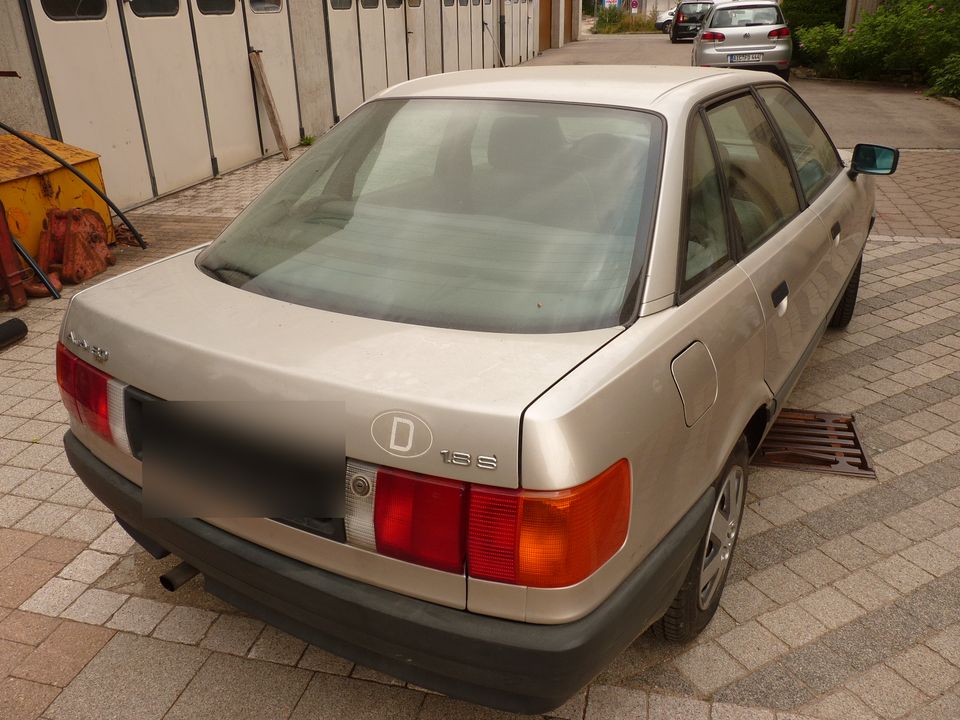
[{"left": 848, "top": 143, "right": 899, "bottom": 179}]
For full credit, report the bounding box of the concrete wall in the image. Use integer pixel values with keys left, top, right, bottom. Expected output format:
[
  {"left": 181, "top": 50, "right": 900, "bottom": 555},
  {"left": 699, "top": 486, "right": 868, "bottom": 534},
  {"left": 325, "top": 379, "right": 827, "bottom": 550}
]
[
  {"left": 287, "top": 2, "right": 336, "bottom": 135},
  {"left": 0, "top": 2, "right": 50, "bottom": 137}
]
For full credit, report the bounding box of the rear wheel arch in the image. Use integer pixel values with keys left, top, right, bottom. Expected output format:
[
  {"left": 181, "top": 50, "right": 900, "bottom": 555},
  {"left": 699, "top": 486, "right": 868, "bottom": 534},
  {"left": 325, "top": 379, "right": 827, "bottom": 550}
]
[{"left": 743, "top": 404, "right": 770, "bottom": 458}]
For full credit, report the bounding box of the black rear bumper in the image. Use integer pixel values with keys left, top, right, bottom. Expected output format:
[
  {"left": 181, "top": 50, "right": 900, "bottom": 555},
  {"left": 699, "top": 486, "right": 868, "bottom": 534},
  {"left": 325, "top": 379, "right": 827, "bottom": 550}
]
[{"left": 65, "top": 431, "right": 711, "bottom": 713}]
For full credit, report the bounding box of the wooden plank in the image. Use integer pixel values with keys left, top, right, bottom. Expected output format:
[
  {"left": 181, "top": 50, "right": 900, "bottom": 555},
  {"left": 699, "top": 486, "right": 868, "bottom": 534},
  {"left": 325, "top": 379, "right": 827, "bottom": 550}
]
[{"left": 248, "top": 50, "right": 291, "bottom": 161}]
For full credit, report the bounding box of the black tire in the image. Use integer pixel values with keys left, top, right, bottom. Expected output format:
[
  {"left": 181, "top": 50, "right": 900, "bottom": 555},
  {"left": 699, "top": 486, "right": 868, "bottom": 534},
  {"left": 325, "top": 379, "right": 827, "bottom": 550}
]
[
  {"left": 829, "top": 256, "right": 862, "bottom": 329},
  {"left": 663, "top": 21, "right": 672, "bottom": 34},
  {"left": 652, "top": 438, "right": 748, "bottom": 642},
  {"left": 777, "top": 67, "right": 791, "bottom": 82}
]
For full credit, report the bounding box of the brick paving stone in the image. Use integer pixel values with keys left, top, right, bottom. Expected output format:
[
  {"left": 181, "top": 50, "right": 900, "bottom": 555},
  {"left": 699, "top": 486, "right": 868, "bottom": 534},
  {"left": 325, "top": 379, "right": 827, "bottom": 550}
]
[
  {"left": 583, "top": 685, "right": 648, "bottom": 720},
  {"left": 14, "top": 502, "right": 76, "bottom": 535},
  {"left": 199, "top": 613, "right": 264, "bottom": 656},
  {"left": 298, "top": 644, "right": 355, "bottom": 676},
  {"left": 673, "top": 642, "right": 746, "bottom": 694},
  {"left": 11, "top": 620, "right": 113, "bottom": 687},
  {"left": 0, "top": 495, "right": 41, "bottom": 528},
  {"left": 105, "top": 596, "right": 172, "bottom": 635},
  {"left": 52, "top": 509, "right": 113, "bottom": 542},
  {"left": 899, "top": 539, "right": 960, "bottom": 576},
  {"left": 758, "top": 604, "right": 828, "bottom": 648},
  {"left": 801, "top": 689, "right": 882, "bottom": 720},
  {"left": 152, "top": 605, "right": 217, "bottom": 645},
  {"left": 293, "top": 673, "right": 423, "bottom": 720},
  {"left": 819, "top": 534, "right": 882, "bottom": 571},
  {"left": 0, "top": 610, "right": 60, "bottom": 645},
  {"left": 718, "top": 621, "right": 790, "bottom": 671},
  {"left": 749, "top": 565, "right": 816, "bottom": 604},
  {"left": 714, "top": 663, "right": 814, "bottom": 711},
  {"left": 247, "top": 625, "right": 308, "bottom": 666},
  {"left": 710, "top": 703, "right": 775, "bottom": 720},
  {"left": 781, "top": 641, "right": 859, "bottom": 693},
  {"left": 87, "top": 522, "right": 134, "bottom": 555},
  {"left": 57, "top": 550, "right": 118, "bottom": 584},
  {"left": 904, "top": 693, "right": 960, "bottom": 720},
  {"left": 165, "top": 652, "right": 312, "bottom": 720},
  {"left": 59, "top": 588, "right": 126, "bottom": 625},
  {"left": 23, "top": 536, "right": 85, "bottom": 565},
  {"left": 648, "top": 693, "right": 710, "bottom": 720},
  {"left": 871, "top": 555, "right": 935, "bottom": 594},
  {"left": 854, "top": 523, "right": 913, "bottom": 555},
  {"left": 846, "top": 665, "right": 928, "bottom": 719},
  {"left": 0, "top": 676, "right": 60, "bottom": 720},
  {"left": 926, "top": 623, "right": 960, "bottom": 666},
  {"left": 45, "top": 633, "right": 208, "bottom": 720},
  {"left": 785, "top": 550, "right": 847, "bottom": 587},
  {"left": 0, "top": 637, "right": 34, "bottom": 676},
  {"left": 886, "top": 645, "right": 960, "bottom": 696},
  {"left": 19, "top": 577, "right": 86, "bottom": 617},
  {"left": 798, "top": 587, "right": 866, "bottom": 629},
  {"left": 351, "top": 665, "right": 405, "bottom": 686},
  {"left": 0, "top": 527, "right": 41, "bottom": 570},
  {"left": 720, "top": 581, "right": 778, "bottom": 624},
  {"left": 0, "top": 556, "right": 62, "bottom": 609}
]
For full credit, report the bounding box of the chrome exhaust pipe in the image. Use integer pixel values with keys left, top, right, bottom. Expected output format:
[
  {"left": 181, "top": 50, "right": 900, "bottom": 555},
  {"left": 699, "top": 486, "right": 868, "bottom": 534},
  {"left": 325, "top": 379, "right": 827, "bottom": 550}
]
[{"left": 159, "top": 561, "right": 198, "bottom": 592}]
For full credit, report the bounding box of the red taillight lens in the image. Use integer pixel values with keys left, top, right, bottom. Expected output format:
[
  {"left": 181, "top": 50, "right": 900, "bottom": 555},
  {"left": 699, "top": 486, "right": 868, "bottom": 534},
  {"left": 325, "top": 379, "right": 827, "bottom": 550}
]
[
  {"left": 56, "top": 341, "right": 113, "bottom": 443},
  {"left": 676, "top": 11, "right": 685, "bottom": 22},
  {"left": 701, "top": 31, "right": 725, "bottom": 41},
  {"left": 467, "top": 459, "right": 631, "bottom": 588},
  {"left": 56, "top": 342, "right": 80, "bottom": 419},
  {"left": 768, "top": 27, "right": 790, "bottom": 38},
  {"left": 374, "top": 468, "right": 467, "bottom": 573}
]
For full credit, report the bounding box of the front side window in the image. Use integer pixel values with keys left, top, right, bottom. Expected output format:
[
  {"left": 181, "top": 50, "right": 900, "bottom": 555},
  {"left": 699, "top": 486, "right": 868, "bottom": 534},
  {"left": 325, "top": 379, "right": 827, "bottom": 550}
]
[
  {"left": 710, "top": 4, "right": 783, "bottom": 27},
  {"left": 41, "top": 0, "right": 106, "bottom": 19},
  {"left": 250, "top": 0, "right": 282, "bottom": 11},
  {"left": 758, "top": 87, "right": 842, "bottom": 202},
  {"left": 683, "top": 115, "right": 729, "bottom": 289},
  {"left": 706, "top": 94, "right": 800, "bottom": 252},
  {"left": 129, "top": 0, "right": 178, "bottom": 17},
  {"left": 198, "top": 99, "right": 663, "bottom": 333}
]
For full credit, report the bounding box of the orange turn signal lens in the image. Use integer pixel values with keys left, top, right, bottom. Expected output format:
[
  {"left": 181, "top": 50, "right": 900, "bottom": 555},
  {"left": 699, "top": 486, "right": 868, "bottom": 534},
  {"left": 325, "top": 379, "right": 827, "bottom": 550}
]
[{"left": 468, "top": 459, "right": 631, "bottom": 588}]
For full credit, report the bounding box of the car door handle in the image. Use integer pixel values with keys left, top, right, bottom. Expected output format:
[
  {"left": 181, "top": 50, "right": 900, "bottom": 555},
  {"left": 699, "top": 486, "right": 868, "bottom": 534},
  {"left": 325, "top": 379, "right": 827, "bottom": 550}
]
[
  {"left": 831, "top": 222, "right": 841, "bottom": 246},
  {"left": 771, "top": 281, "right": 789, "bottom": 317}
]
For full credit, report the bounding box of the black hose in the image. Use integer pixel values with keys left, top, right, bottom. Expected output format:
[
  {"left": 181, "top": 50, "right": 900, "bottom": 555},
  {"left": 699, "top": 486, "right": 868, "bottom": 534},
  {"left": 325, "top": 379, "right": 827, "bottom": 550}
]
[
  {"left": 0, "top": 119, "right": 147, "bottom": 249},
  {"left": 10, "top": 234, "right": 60, "bottom": 300}
]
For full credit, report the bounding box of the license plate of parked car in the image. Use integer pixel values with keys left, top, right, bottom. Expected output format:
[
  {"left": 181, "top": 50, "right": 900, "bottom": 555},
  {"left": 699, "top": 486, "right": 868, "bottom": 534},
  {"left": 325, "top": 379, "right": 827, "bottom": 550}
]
[{"left": 728, "top": 53, "right": 763, "bottom": 63}]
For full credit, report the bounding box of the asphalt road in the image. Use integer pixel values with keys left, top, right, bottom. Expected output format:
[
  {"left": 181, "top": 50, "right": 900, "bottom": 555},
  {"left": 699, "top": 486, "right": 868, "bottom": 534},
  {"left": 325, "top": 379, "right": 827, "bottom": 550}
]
[{"left": 528, "top": 30, "right": 960, "bottom": 149}]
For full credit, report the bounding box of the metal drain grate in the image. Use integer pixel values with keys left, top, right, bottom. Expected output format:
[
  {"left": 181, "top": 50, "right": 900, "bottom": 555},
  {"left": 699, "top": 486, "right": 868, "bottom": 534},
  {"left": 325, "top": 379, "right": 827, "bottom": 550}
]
[{"left": 753, "top": 409, "right": 876, "bottom": 478}]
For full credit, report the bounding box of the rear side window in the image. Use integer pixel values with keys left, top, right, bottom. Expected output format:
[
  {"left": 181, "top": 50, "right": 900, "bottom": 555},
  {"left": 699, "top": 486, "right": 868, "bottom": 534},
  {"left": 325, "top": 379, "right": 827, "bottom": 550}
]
[
  {"left": 758, "top": 87, "right": 841, "bottom": 202},
  {"left": 706, "top": 94, "right": 800, "bottom": 252},
  {"left": 682, "top": 115, "right": 730, "bottom": 290},
  {"left": 41, "top": 0, "right": 106, "bottom": 19},
  {"left": 710, "top": 5, "right": 783, "bottom": 27}
]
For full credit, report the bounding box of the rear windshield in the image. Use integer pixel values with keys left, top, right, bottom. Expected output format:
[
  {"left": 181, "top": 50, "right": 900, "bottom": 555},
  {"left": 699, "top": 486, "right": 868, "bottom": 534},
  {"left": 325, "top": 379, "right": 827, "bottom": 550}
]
[
  {"left": 678, "top": 3, "right": 712, "bottom": 17},
  {"left": 710, "top": 5, "right": 783, "bottom": 27},
  {"left": 198, "top": 98, "right": 662, "bottom": 333}
]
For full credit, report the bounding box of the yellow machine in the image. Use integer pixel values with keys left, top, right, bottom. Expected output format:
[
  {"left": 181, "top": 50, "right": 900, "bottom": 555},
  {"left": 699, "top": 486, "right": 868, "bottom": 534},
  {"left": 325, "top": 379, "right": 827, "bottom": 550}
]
[{"left": 0, "top": 132, "right": 114, "bottom": 257}]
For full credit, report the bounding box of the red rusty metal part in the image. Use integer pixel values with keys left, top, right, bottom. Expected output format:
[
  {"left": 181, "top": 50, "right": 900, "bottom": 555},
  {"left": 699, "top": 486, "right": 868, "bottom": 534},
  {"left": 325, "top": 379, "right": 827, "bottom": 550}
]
[
  {"left": 0, "top": 202, "right": 28, "bottom": 310},
  {"left": 753, "top": 409, "right": 876, "bottom": 478},
  {"left": 37, "top": 208, "right": 116, "bottom": 284}
]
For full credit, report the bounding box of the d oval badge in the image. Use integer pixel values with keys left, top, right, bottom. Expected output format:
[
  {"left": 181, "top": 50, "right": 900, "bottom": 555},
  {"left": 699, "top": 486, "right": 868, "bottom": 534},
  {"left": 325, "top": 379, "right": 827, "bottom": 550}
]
[{"left": 371, "top": 411, "right": 433, "bottom": 458}]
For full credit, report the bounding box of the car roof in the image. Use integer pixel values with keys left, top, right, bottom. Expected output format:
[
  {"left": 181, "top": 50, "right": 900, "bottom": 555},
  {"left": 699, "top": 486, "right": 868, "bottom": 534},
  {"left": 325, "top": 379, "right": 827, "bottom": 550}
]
[
  {"left": 377, "top": 66, "right": 770, "bottom": 114},
  {"left": 711, "top": 0, "right": 780, "bottom": 7}
]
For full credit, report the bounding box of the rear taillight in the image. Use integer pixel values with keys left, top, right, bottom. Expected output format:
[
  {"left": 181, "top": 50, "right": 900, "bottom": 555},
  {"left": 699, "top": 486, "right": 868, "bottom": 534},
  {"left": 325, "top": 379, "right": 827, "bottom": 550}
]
[
  {"left": 676, "top": 11, "right": 685, "bottom": 22},
  {"left": 345, "top": 457, "right": 631, "bottom": 586},
  {"left": 374, "top": 467, "right": 468, "bottom": 573},
  {"left": 701, "top": 31, "right": 725, "bottom": 41},
  {"left": 57, "top": 342, "right": 130, "bottom": 451},
  {"left": 467, "top": 459, "right": 631, "bottom": 588},
  {"left": 768, "top": 27, "right": 790, "bottom": 38}
]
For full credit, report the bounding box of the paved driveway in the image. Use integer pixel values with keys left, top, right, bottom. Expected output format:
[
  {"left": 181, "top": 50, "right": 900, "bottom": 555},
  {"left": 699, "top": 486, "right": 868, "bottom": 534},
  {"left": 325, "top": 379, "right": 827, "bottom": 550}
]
[{"left": 3, "top": 32, "right": 960, "bottom": 720}]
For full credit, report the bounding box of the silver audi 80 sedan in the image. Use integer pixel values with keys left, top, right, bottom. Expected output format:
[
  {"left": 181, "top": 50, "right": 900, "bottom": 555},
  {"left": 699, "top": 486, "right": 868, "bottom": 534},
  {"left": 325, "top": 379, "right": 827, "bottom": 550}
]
[{"left": 58, "top": 67, "right": 898, "bottom": 713}]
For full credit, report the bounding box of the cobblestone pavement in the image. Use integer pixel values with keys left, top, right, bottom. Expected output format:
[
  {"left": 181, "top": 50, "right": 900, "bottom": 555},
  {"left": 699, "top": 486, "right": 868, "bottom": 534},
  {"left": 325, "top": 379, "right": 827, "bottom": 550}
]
[{"left": 3, "top": 88, "right": 960, "bottom": 720}]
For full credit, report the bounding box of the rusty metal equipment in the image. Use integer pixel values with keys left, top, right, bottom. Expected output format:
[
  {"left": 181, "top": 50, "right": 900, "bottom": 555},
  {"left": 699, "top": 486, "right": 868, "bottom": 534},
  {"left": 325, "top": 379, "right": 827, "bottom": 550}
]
[
  {"left": 0, "top": 204, "right": 28, "bottom": 310},
  {"left": 35, "top": 208, "right": 116, "bottom": 286},
  {"left": 753, "top": 409, "right": 876, "bottom": 478}
]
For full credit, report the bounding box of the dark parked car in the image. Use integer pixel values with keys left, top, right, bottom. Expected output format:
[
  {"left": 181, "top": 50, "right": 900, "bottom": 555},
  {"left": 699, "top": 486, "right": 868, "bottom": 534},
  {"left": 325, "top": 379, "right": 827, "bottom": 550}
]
[{"left": 671, "top": 1, "right": 714, "bottom": 42}]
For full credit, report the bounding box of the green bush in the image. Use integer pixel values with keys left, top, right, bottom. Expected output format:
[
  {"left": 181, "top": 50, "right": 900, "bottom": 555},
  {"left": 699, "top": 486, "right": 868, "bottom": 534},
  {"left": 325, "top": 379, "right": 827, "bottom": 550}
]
[
  {"left": 795, "top": 23, "right": 843, "bottom": 72},
  {"left": 781, "top": 0, "right": 845, "bottom": 30},
  {"left": 592, "top": 5, "right": 656, "bottom": 32},
  {"left": 593, "top": 5, "right": 622, "bottom": 31},
  {"left": 931, "top": 52, "right": 960, "bottom": 96},
  {"left": 828, "top": 0, "right": 960, "bottom": 82}
]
